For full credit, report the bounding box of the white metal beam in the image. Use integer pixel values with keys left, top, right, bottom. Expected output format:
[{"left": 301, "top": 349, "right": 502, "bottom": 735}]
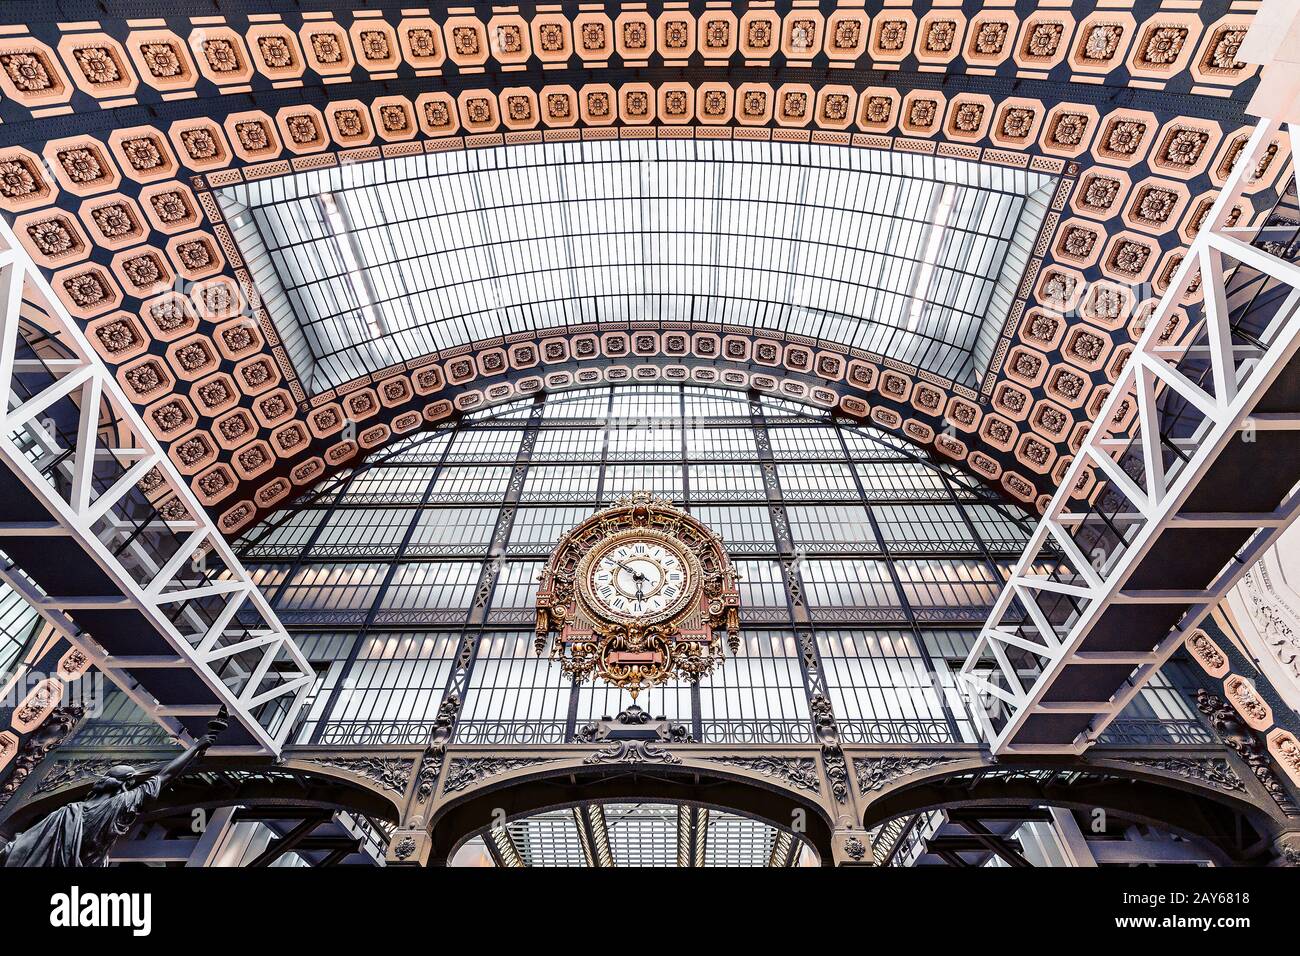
[
  {"left": 0, "top": 217, "right": 311, "bottom": 756},
  {"left": 961, "top": 117, "right": 1300, "bottom": 755}
]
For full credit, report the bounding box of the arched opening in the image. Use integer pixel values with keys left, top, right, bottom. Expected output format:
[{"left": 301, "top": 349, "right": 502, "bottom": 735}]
[
  {"left": 2, "top": 763, "right": 402, "bottom": 868},
  {"left": 870, "top": 803, "right": 1232, "bottom": 868},
  {"left": 450, "top": 799, "right": 818, "bottom": 868},
  {"left": 862, "top": 764, "right": 1281, "bottom": 865},
  {"left": 429, "top": 763, "right": 835, "bottom": 866}
]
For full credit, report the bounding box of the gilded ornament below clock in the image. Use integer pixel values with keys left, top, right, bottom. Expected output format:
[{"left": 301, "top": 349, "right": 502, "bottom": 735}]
[{"left": 535, "top": 492, "right": 740, "bottom": 699}]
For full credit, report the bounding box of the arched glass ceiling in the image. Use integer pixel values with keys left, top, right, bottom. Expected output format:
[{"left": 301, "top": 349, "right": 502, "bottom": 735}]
[
  {"left": 219, "top": 139, "right": 1055, "bottom": 393},
  {"left": 449, "top": 803, "right": 814, "bottom": 867}
]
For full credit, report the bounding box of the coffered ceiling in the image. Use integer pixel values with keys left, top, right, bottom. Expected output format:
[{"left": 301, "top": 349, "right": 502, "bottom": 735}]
[{"left": 0, "top": 0, "right": 1289, "bottom": 534}]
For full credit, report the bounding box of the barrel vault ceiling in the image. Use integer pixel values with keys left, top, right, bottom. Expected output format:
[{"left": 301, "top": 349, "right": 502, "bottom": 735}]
[{"left": 0, "top": 0, "right": 1289, "bottom": 534}]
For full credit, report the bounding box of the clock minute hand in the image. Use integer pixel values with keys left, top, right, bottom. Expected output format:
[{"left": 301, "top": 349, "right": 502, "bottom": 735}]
[{"left": 611, "top": 558, "right": 647, "bottom": 582}]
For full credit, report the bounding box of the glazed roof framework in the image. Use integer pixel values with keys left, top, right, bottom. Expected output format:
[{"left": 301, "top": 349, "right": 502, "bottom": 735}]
[
  {"left": 0, "top": 0, "right": 1289, "bottom": 537},
  {"left": 464, "top": 802, "right": 802, "bottom": 867},
  {"left": 217, "top": 140, "right": 1056, "bottom": 393}
]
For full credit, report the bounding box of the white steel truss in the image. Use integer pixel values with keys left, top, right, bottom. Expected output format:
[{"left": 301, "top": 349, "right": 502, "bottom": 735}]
[
  {"left": 0, "top": 217, "right": 311, "bottom": 755},
  {"left": 961, "top": 116, "right": 1300, "bottom": 755}
]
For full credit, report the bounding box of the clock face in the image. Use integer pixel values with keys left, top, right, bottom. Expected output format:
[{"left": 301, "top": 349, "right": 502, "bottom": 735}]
[{"left": 583, "top": 533, "right": 696, "bottom": 624}]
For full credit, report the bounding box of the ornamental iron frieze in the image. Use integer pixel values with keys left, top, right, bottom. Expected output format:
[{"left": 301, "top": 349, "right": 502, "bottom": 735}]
[
  {"left": 1195, "top": 690, "right": 1298, "bottom": 812},
  {"left": 705, "top": 755, "right": 821, "bottom": 795},
  {"left": 535, "top": 492, "right": 740, "bottom": 699},
  {"left": 583, "top": 740, "right": 681, "bottom": 766},
  {"left": 391, "top": 835, "right": 418, "bottom": 861},
  {"left": 29, "top": 755, "right": 115, "bottom": 799},
  {"left": 854, "top": 755, "right": 958, "bottom": 794},
  {"left": 413, "top": 693, "right": 461, "bottom": 806},
  {"left": 842, "top": 835, "right": 868, "bottom": 862},
  {"left": 1272, "top": 826, "right": 1300, "bottom": 866},
  {"left": 578, "top": 705, "right": 690, "bottom": 766},
  {"left": 304, "top": 756, "right": 413, "bottom": 797},
  {"left": 1122, "top": 756, "right": 1248, "bottom": 794},
  {"left": 2, "top": 707, "right": 88, "bottom": 810},
  {"left": 810, "top": 694, "right": 850, "bottom": 804},
  {"left": 441, "top": 757, "right": 557, "bottom": 795},
  {"left": 413, "top": 749, "right": 443, "bottom": 807},
  {"left": 32, "top": 759, "right": 119, "bottom": 795},
  {"left": 574, "top": 705, "right": 693, "bottom": 745}
]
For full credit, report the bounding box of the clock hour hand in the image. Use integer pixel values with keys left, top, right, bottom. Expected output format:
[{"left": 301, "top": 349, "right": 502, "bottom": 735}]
[{"left": 611, "top": 557, "right": 647, "bottom": 583}]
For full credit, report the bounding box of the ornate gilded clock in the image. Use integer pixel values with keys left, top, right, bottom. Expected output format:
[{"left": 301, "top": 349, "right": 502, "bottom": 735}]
[{"left": 535, "top": 492, "right": 740, "bottom": 699}]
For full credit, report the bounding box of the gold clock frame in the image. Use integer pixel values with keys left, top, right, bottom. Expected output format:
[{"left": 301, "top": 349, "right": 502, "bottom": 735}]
[
  {"left": 576, "top": 527, "right": 702, "bottom": 628},
  {"left": 534, "top": 492, "right": 741, "bottom": 699}
]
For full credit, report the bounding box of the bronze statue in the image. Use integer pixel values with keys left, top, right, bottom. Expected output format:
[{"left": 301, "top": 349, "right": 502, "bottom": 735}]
[{"left": 0, "top": 707, "right": 227, "bottom": 867}]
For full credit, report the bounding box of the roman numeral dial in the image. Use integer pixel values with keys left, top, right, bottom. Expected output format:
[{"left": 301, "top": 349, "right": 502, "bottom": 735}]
[
  {"left": 538, "top": 492, "right": 741, "bottom": 701},
  {"left": 584, "top": 532, "right": 696, "bottom": 624}
]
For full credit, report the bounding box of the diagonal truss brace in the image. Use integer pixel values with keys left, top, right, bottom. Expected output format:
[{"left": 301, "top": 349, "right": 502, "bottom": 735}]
[
  {"left": 0, "top": 218, "right": 311, "bottom": 755},
  {"left": 961, "top": 117, "right": 1300, "bottom": 755}
]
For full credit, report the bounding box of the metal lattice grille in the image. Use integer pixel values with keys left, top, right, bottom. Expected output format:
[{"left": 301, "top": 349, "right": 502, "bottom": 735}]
[
  {"left": 227, "top": 385, "right": 1209, "bottom": 748},
  {"left": 218, "top": 141, "right": 1054, "bottom": 392}
]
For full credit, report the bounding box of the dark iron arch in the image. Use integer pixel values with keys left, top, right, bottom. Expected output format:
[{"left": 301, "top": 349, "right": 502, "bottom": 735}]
[
  {"left": 861, "top": 762, "right": 1284, "bottom": 864},
  {"left": 2, "top": 761, "right": 402, "bottom": 840},
  {"left": 430, "top": 761, "right": 836, "bottom": 865}
]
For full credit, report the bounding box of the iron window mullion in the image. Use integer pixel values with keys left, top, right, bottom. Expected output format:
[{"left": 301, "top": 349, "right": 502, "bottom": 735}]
[
  {"left": 680, "top": 384, "right": 704, "bottom": 738},
  {"left": 308, "top": 428, "right": 456, "bottom": 744},
  {"left": 749, "top": 394, "right": 829, "bottom": 743},
  {"left": 564, "top": 388, "right": 615, "bottom": 738},
  {"left": 937, "top": 465, "right": 1006, "bottom": 583},
  {"left": 832, "top": 420, "right": 962, "bottom": 741},
  {"left": 445, "top": 396, "right": 546, "bottom": 743}
]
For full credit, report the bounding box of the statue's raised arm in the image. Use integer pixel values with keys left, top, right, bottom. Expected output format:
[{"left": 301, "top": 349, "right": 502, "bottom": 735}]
[{"left": 0, "top": 706, "right": 228, "bottom": 868}]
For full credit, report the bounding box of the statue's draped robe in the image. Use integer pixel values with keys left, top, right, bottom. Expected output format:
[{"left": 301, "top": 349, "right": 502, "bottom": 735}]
[{"left": 1, "top": 775, "right": 161, "bottom": 867}]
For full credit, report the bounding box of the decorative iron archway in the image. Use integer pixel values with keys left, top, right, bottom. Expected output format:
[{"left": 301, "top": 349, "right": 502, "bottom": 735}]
[
  {"left": 428, "top": 760, "right": 836, "bottom": 866},
  {"left": 860, "top": 760, "right": 1293, "bottom": 864}
]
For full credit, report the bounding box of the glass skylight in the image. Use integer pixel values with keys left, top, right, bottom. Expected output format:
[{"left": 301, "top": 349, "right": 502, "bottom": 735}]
[
  {"left": 219, "top": 139, "right": 1055, "bottom": 394},
  {"left": 457, "top": 802, "right": 801, "bottom": 866}
]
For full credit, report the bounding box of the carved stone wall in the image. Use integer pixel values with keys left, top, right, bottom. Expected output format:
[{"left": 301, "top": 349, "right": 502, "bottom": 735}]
[{"left": 1225, "top": 522, "right": 1300, "bottom": 714}]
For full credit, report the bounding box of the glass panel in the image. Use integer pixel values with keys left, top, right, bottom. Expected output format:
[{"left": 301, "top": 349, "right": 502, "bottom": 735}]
[
  {"left": 787, "top": 504, "right": 878, "bottom": 552},
  {"left": 522, "top": 465, "right": 600, "bottom": 502},
  {"left": 698, "top": 630, "right": 812, "bottom": 743},
  {"left": 224, "top": 384, "right": 1207, "bottom": 760},
  {"left": 311, "top": 632, "right": 459, "bottom": 745},
  {"left": 381, "top": 562, "right": 481, "bottom": 610},
  {"left": 221, "top": 143, "right": 1054, "bottom": 392},
  {"left": 459, "top": 632, "right": 572, "bottom": 744},
  {"left": 407, "top": 507, "right": 498, "bottom": 555},
  {"left": 818, "top": 629, "right": 958, "bottom": 743},
  {"left": 689, "top": 505, "right": 776, "bottom": 553}
]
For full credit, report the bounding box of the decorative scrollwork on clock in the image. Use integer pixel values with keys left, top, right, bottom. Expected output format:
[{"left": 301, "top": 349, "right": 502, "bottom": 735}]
[{"left": 535, "top": 491, "right": 740, "bottom": 698}]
